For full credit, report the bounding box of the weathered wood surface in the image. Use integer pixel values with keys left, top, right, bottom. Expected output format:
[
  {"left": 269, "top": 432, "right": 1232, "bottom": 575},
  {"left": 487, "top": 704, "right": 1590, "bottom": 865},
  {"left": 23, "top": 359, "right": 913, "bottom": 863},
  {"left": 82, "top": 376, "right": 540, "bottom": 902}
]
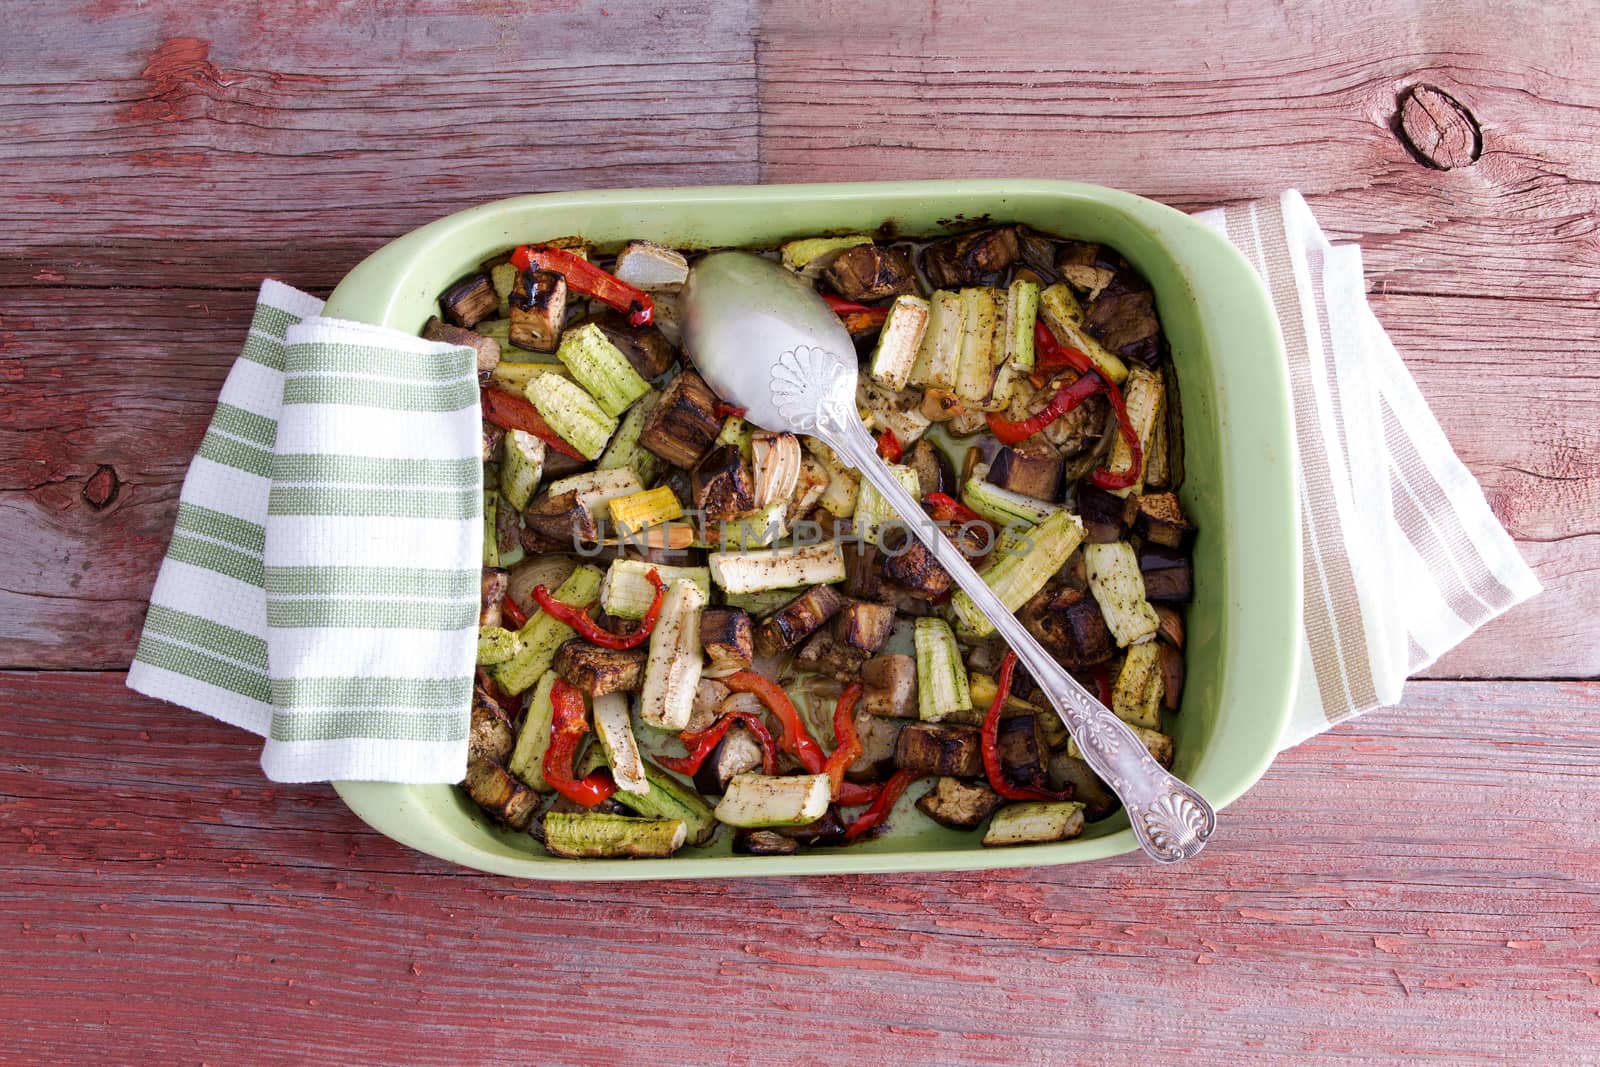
[
  {"left": 2, "top": 0, "right": 1598, "bottom": 1062},
  {"left": 2, "top": 673, "right": 1596, "bottom": 1065}
]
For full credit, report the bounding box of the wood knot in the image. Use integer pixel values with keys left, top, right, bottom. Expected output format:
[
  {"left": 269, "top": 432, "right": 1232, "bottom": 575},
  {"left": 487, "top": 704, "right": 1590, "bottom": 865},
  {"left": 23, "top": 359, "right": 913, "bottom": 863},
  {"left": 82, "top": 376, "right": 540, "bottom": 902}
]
[
  {"left": 82, "top": 464, "right": 120, "bottom": 510},
  {"left": 1395, "top": 84, "right": 1481, "bottom": 170}
]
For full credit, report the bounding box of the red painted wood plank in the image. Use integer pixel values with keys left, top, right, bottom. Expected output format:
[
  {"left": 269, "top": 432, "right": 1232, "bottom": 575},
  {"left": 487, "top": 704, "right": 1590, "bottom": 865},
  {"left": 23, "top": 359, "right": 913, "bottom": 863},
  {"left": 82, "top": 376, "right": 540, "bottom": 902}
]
[{"left": 1, "top": 672, "right": 1596, "bottom": 1065}]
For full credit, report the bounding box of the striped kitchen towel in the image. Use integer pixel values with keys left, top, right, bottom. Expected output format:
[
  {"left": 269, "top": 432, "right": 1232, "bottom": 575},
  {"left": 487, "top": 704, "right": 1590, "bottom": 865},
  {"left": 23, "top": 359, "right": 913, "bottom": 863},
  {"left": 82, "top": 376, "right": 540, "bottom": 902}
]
[
  {"left": 126, "top": 280, "right": 483, "bottom": 783},
  {"left": 1196, "top": 192, "right": 1541, "bottom": 748}
]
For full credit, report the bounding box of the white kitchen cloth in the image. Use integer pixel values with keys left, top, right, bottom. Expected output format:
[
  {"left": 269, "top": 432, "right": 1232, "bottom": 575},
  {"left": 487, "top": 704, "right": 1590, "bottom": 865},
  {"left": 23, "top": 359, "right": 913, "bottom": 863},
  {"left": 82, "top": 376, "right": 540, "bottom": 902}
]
[
  {"left": 1195, "top": 191, "right": 1541, "bottom": 748},
  {"left": 126, "top": 280, "right": 483, "bottom": 783}
]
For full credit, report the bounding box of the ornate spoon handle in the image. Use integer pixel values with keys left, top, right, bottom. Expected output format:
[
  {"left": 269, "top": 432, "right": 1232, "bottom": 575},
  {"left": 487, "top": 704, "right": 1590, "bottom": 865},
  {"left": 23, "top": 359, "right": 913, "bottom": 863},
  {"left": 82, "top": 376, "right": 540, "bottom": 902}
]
[{"left": 817, "top": 406, "right": 1215, "bottom": 863}]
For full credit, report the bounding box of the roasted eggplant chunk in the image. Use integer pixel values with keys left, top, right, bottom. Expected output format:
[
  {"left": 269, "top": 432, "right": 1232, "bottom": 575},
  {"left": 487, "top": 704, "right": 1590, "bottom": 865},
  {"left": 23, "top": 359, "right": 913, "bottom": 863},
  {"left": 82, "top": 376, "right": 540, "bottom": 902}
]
[
  {"left": 881, "top": 532, "right": 953, "bottom": 599},
  {"left": 841, "top": 541, "right": 885, "bottom": 601},
  {"left": 509, "top": 268, "right": 567, "bottom": 353},
  {"left": 700, "top": 608, "right": 755, "bottom": 672},
  {"left": 995, "top": 713, "right": 1049, "bottom": 793},
  {"left": 733, "top": 829, "right": 799, "bottom": 855},
  {"left": 915, "top": 776, "right": 1006, "bottom": 830},
  {"left": 902, "top": 438, "right": 954, "bottom": 500},
  {"left": 861, "top": 653, "right": 917, "bottom": 718},
  {"left": 692, "top": 444, "right": 756, "bottom": 522},
  {"left": 639, "top": 369, "right": 723, "bottom": 468},
  {"left": 834, "top": 599, "right": 896, "bottom": 654},
  {"left": 439, "top": 271, "right": 500, "bottom": 329},
  {"left": 1021, "top": 585, "right": 1116, "bottom": 668},
  {"left": 1085, "top": 270, "right": 1163, "bottom": 367},
  {"left": 463, "top": 758, "right": 539, "bottom": 830},
  {"left": 987, "top": 444, "right": 1063, "bottom": 502},
  {"left": 823, "top": 244, "right": 917, "bottom": 302},
  {"left": 523, "top": 489, "right": 599, "bottom": 546},
  {"left": 1138, "top": 545, "right": 1193, "bottom": 603},
  {"left": 469, "top": 688, "right": 515, "bottom": 762},
  {"left": 552, "top": 639, "right": 647, "bottom": 696},
  {"left": 423, "top": 317, "right": 500, "bottom": 376},
  {"left": 894, "top": 722, "right": 984, "bottom": 778},
  {"left": 794, "top": 629, "right": 869, "bottom": 682},
  {"left": 1131, "top": 492, "right": 1192, "bottom": 549},
  {"left": 756, "top": 584, "right": 844, "bottom": 656},
  {"left": 919, "top": 226, "right": 1021, "bottom": 288}
]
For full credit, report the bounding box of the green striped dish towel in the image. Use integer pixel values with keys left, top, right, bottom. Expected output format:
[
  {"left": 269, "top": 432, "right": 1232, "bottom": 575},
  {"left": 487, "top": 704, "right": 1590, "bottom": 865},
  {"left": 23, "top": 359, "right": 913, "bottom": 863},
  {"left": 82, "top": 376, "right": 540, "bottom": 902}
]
[{"left": 127, "top": 280, "right": 483, "bottom": 783}]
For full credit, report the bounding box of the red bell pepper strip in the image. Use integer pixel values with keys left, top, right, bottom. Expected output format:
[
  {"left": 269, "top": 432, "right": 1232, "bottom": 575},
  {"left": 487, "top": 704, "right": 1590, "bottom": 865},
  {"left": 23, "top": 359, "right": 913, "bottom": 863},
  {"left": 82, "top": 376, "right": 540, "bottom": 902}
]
[
  {"left": 1092, "top": 665, "right": 1113, "bottom": 707},
  {"left": 720, "top": 670, "right": 827, "bottom": 774},
  {"left": 500, "top": 594, "right": 529, "bottom": 630},
  {"left": 983, "top": 652, "right": 1072, "bottom": 802},
  {"left": 822, "top": 683, "right": 864, "bottom": 801},
  {"left": 821, "top": 292, "right": 890, "bottom": 322},
  {"left": 480, "top": 387, "right": 586, "bottom": 461},
  {"left": 510, "top": 244, "right": 653, "bottom": 326},
  {"left": 984, "top": 372, "right": 1103, "bottom": 447},
  {"left": 1088, "top": 376, "right": 1144, "bottom": 491},
  {"left": 657, "top": 710, "right": 779, "bottom": 778},
  {"left": 713, "top": 401, "right": 746, "bottom": 420},
  {"left": 843, "top": 768, "right": 919, "bottom": 842},
  {"left": 542, "top": 679, "right": 618, "bottom": 806},
  {"left": 923, "top": 492, "right": 983, "bottom": 527},
  {"left": 1033, "top": 320, "right": 1094, "bottom": 377},
  {"left": 875, "top": 428, "right": 903, "bottom": 463},
  {"left": 530, "top": 568, "right": 666, "bottom": 651}
]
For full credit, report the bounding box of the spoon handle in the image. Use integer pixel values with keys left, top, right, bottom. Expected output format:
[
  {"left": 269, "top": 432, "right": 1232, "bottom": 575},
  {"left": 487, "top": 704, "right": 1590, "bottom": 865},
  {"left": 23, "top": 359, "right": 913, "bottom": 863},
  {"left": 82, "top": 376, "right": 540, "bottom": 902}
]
[{"left": 822, "top": 413, "right": 1215, "bottom": 863}]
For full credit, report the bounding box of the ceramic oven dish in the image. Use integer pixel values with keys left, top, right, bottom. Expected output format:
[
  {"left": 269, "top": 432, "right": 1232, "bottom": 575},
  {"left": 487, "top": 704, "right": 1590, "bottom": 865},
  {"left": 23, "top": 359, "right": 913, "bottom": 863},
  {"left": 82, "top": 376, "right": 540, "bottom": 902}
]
[{"left": 323, "top": 180, "right": 1300, "bottom": 879}]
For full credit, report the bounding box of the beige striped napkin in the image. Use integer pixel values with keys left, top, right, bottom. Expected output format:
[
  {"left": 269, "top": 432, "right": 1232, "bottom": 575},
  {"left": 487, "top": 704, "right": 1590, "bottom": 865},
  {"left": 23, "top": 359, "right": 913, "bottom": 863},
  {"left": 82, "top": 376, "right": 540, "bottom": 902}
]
[{"left": 1195, "top": 192, "right": 1541, "bottom": 748}]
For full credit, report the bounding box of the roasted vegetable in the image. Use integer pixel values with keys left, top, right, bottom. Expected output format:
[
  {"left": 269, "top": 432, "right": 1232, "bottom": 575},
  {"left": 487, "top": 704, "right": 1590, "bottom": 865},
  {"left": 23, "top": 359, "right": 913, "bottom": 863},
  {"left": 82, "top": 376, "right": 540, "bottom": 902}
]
[
  {"left": 908, "top": 289, "right": 964, "bottom": 391},
  {"left": 902, "top": 439, "right": 953, "bottom": 501},
  {"left": 556, "top": 322, "right": 652, "bottom": 418},
  {"left": 1047, "top": 753, "right": 1118, "bottom": 821},
  {"left": 756, "top": 584, "right": 844, "bottom": 656},
  {"left": 919, "top": 227, "right": 1020, "bottom": 289},
  {"left": 714, "top": 773, "right": 832, "bottom": 828},
  {"left": 981, "top": 801, "right": 1085, "bottom": 847},
  {"left": 700, "top": 608, "right": 756, "bottom": 672},
  {"left": 852, "top": 462, "right": 920, "bottom": 548},
  {"left": 597, "top": 388, "right": 663, "bottom": 487},
  {"left": 440, "top": 271, "right": 500, "bottom": 328},
  {"left": 526, "top": 372, "right": 617, "bottom": 461},
  {"left": 868, "top": 294, "right": 932, "bottom": 389},
  {"left": 834, "top": 599, "right": 895, "bottom": 654},
  {"left": 695, "top": 724, "right": 766, "bottom": 795},
  {"left": 1085, "top": 268, "right": 1163, "bottom": 367},
  {"left": 914, "top": 618, "right": 971, "bottom": 722},
  {"left": 612, "top": 240, "right": 689, "bottom": 292},
  {"left": 823, "top": 244, "right": 916, "bottom": 301},
  {"left": 509, "top": 268, "right": 567, "bottom": 353},
  {"left": 861, "top": 653, "right": 917, "bottom": 718},
  {"left": 1083, "top": 541, "right": 1160, "bottom": 647},
  {"left": 480, "top": 569, "right": 509, "bottom": 629},
  {"left": 423, "top": 316, "right": 501, "bottom": 376},
  {"left": 1020, "top": 585, "right": 1117, "bottom": 668},
  {"left": 543, "top": 812, "right": 687, "bottom": 859},
  {"left": 691, "top": 443, "right": 755, "bottom": 522},
  {"left": 499, "top": 429, "right": 546, "bottom": 512},
  {"left": 793, "top": 629, "right": 869, "bottom": 682},
  {"left": 463, "top": 758, "right": 540, "bottom": 829},
  {"left": 709, "top": 542, "right": 846, "bottom": 595},
  {"left": 781, "top": 234, "right": 873, "bottom": 277},
  {"left": 600, "top": 559, "right": 708, "bottom": 620},
  {"left": 1038, "top": 283, "right": 1127, "bottom": 385},
  {"left": 552, "top": 639, "right": 647, "bottom": 697},
  {"left": 1139, "top": 544, "right": 1193, "bottom": 603},
  {"left": 986, "top": 444, "right": 1062, "bottom": 502},
  {"left": 895, "top": 722, "right": 984, "bottom": 777},
  {"left": 580, "top": 750, "right": 718, "bottom": 845},
  {"left": 882, "top": 534, "right": 954, "bottom": 599},
  {"left": 1109, "top": 638, "right": 1163, "bottom": 729},
  {"left": 638, "top": 578, "right": 706, "bottom": 730},
  {"left": 469, "top": 688, "right": 515, "bottom": 761},
  {"left": 580, "top": 312, "right": 678, "bottom": 382},
  {"left": 916, "top": 776, "right": 1006, "bottom": 830},
  {"left": 1105, "top": 366, "right": 1164, "bottom": 497},
  {"left": 1001, "top": 277, "right": 1040, "bottom": 371},
  {"left": 995, "top": 713, "right": 1049, "bottom": 793},
  {"left": 954, "top": 287, "right": 1002, "bottom": 407},
  {"left": 639, "top": 370, "right": 723, "bottom": 468},
  {"left": 1131, "top": 492, "right": 1192, "bottom": 549},
  {"left": 1078, "top": 484, "right": 1133, "bottom": 544},
  {"left": 733, "top": 829, "right": 799, "bottom": 855},
  {"left": 523, "top": 489, "right": 599, "bottom": 547}
]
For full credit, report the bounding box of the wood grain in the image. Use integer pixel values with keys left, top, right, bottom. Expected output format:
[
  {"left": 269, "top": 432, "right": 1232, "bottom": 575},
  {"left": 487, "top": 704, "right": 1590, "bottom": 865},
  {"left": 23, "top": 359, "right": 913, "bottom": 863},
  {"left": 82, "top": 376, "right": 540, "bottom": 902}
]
[{"left": 1, "top": 671, "right": 1595, "bottom": 1066}]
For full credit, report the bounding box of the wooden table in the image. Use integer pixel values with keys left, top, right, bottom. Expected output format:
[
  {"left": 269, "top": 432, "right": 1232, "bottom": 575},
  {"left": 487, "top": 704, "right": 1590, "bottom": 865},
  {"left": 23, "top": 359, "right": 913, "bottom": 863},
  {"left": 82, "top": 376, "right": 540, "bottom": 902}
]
[{"left": 4, "top": 2, "right": 1596, "bottom": 1062}]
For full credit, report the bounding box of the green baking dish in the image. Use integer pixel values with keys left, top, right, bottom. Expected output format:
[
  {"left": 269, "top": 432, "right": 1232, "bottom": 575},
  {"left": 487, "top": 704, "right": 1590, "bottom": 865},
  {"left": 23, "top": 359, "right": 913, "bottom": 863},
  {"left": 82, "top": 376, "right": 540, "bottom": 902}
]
[{"left": 324, "top": 180, "right": 1299, "bottom": 880}]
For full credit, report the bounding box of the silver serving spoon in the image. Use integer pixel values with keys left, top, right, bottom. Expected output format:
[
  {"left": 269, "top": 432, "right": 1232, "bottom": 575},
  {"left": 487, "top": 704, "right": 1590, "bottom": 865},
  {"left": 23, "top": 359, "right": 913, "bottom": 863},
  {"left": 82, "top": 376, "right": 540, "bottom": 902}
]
[{"left": 682, "top": 251, "right": 1214, "bottom": 863}]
